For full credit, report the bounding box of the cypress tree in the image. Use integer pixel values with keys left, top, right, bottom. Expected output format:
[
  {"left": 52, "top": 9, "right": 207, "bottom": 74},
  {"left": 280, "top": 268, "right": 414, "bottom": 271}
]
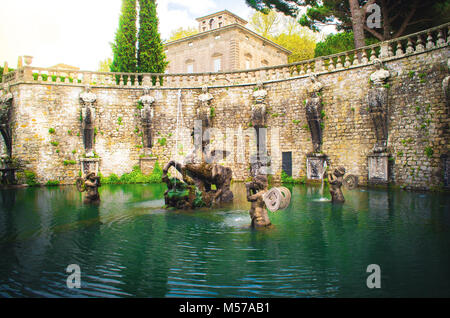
[
  {"left": 137, "top": 0, "right": 168, "bottom": 78},
  {"left": 111, "top": 0, "right": 138, "bottom": 78}
]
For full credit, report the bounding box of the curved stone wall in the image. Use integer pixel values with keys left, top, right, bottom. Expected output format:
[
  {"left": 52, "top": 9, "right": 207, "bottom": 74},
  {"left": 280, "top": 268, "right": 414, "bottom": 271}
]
[{"left": 2, "top": 24, "right": 449, "bottom": 190}]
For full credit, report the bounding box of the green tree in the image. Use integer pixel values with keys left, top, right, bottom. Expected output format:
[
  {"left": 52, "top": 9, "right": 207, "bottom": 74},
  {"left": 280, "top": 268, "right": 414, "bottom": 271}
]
[
  {"left": 249, "top": 10, "right": 281, "bottom": 38},
  {"left": 314, "top": 32, "right": 378, "bottom": 57},
  {"left": 138, "top": 0, "right": 168, "bottom": 75},
  {"left": 111, "top": 0, "right": 137, "bottom": 74},
  {"left": 168, "top": 27, "right": 199, "bottom": 41},
  {"left": 245, "top": 0, "right": 450, "bottom": 49},
  {"left": 249, "top": 10, "right": 318, "bottom": 63}
]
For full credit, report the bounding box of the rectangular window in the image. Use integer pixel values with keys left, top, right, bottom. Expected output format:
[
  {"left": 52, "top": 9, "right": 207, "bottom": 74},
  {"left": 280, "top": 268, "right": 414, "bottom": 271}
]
[
  {"left": 214, "top": 58, "right": 221, "bottom": 72},
  {"left": 187, "top": 64, "right": 194, "bottom": 73}
]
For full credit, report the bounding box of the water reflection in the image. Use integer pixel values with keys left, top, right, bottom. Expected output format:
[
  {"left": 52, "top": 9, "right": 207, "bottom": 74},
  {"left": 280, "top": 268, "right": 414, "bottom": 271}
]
[{"left": 0, "top": 183, "right": 449, "bottom": 298}]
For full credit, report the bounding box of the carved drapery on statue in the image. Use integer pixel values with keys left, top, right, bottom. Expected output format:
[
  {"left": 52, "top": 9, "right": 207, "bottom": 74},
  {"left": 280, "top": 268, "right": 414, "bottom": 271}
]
[
  {"left": 139, "top": 87, "right": 155, "bottom": 149},
  {"left": 79, "top": 85, "right": 97, "bottom": 157},
  {"left": 0, "top": 84, "right": 13, "bottom": 157},
  {"left": 305, "top": 75, "right": 324, "bottom": 154}
]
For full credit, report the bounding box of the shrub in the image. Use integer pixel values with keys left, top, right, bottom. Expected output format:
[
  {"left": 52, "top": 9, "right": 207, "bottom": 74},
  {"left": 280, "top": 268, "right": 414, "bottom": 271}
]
[
  {"left": 49, "top": 128, "right": 56, "bottom": 134},
  {"left": 157, "top": 137, "right": 167, "bottom": 146},
  {"left": 424, "top": 146, "right": 434, "bottom": 158},
  {"left": 63, "top": 160, "right": 77, "bottom": 166},
  {"left": 24, "top": 170, "right": 38, "bottom": 186},
  {"left": 46, "top": 180, "right": 60, "bottom": 186},
  {"left": 50, "top": 141, "right": 59, "bottom": 146},
  {"left": 281, "top": 170, "right": 305, "bottom": 184},
  {"left": 100, "top": 161, "right": 163, "bottom": 185}
]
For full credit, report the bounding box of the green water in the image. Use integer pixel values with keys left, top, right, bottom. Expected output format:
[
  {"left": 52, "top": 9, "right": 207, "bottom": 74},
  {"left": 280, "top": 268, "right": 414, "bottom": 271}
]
[{"left": 0, "top": 183, "right": 449, "bottom": 298}]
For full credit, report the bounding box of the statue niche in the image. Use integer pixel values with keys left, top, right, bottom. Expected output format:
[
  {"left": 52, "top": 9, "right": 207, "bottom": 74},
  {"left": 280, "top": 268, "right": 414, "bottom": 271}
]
[
  {"left": 305, "top": 74, "right": 324, "bottom": 154},
  {"left": 139, "top": 87, "right": 155, "bottom": 149},
  {"left": 79, "top": 85, "right": 97, "bottom": 157}
]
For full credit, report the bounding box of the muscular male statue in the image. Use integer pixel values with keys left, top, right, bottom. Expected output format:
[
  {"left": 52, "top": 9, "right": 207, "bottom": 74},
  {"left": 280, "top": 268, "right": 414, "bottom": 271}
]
[{"left": 246, "top": 175, "right": 271, "bottom": 228}]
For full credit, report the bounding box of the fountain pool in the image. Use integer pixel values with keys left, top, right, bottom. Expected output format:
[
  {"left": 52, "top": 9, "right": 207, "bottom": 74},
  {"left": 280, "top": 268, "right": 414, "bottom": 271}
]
[{"left": 0, "top": 183, "right": 449, "bottom": 297}]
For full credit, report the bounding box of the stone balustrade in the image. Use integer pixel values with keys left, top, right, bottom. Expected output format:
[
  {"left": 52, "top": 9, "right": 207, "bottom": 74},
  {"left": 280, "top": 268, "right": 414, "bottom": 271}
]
[{"left": 2, "top": 22, "right": 449, "bottom": 88}]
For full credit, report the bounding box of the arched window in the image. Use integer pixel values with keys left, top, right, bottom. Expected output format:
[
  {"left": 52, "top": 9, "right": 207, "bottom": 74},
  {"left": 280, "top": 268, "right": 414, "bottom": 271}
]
[
  {"left": 209, "top": 18, "right": 216, "bottom": 30},
  {"left": 261, "top": 59, "right": 269, "bottom": 67}
]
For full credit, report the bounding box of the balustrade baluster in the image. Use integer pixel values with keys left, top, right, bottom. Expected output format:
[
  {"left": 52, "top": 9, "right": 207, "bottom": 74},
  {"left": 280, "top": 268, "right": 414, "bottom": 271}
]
[
  {"left": 416, "top": 35, "right": 425, "bottom": 52},
  {"left": 395, "top": 41, "right": 404, "bottom": 56},
  {"left": 426, "top": 31, "right": 435, "bottom": 49},
  {"left": 352, "top": 51, "right": 360, "bottom": 66},
  {"left": 437, "top": 29, "right": 445, "bottom": 47},
  {"left": 336, "top": 55, "right": 343, "bottom": 69},
  {"left": 328, "top": 57, "right": 335, "bottom": 71},
  {"left": 344, "top": 53, "right": 351, "bottom": 67},
  {"left": 405, "top": 38, "right": 414, "bottom": 54}
]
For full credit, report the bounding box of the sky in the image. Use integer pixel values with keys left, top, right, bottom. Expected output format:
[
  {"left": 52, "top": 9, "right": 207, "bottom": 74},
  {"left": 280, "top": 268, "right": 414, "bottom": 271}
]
[{"left": 0, "top": 0, "right": 331, "bottom": 72}]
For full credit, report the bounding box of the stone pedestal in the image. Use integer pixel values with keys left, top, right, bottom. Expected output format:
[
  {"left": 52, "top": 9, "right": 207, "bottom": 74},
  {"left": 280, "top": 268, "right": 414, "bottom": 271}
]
[
  {"left": 306, "top": 154, "right": 327, "bottom": 180},
  {"left": 139, "top": 156, "right": 158, "bottom": 175},
  {"left": 368, "top": 153, "right": 389, "bottom": 184},
  {"left": 80, "top": 158, "right": 100, "bottom": 178}
]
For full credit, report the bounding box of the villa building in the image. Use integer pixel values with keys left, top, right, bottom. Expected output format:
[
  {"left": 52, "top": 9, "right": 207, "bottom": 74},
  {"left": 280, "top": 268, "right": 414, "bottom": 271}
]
[{"left": 164, "top": 10, "right": 291, "bottom": 73}]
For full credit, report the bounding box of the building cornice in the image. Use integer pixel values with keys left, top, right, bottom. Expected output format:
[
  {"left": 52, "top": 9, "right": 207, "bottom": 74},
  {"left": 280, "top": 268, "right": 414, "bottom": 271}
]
[
  {"left": 195, "top": 10, "right": 247, "bottom": 25},
  {"left": 165, "top": 24, "right": 292, "bottom": 55}
]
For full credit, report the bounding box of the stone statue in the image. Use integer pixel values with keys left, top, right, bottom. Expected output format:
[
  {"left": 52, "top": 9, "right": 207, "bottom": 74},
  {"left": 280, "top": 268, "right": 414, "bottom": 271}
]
[
  {"left": 328, "top": 166, "right": 346, "bottom": 203},
  {"left": 368, "top": 59, "right": 390, "bottom": 153},
  {"left": 139, "top": 87, "right": 155, "bottom": 148},
  {"left": 196, "top": 85, "right": 214, "bottom": 150},
  {"left": 305, "top": 74, "right": 324, "bottom": 153},
  {"left": 162, "top": 152, "right": 234, "bottom": 209},
  {"left": 76, "top": 172, "right": 101, "bottom": 204},
  {"left": 245, "top": 174, "right": 292, "bottom": 228},
  {"left": 0, "top": 85, "right": 13, "bottom": 157},
  {"left": 443, "top": 59, "right": 450, "bottom": 108},
  {"left": 0, "top": 84, "right": 13, "bottom": 106},
  {"left": 250, "top": 81, "right": 270, "bottom": 174},
  {"left": 79, "top": 85, "right": 97, "bottom": 157},
  {"left": 246, "top": 174, "right": 271, "bottom": 228},
  {"left": 251, "top": 81, "right": 268, "bottom": 127}
]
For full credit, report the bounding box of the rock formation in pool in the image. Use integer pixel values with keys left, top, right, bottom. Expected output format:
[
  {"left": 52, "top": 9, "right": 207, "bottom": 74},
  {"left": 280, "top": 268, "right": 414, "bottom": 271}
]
[{"left": 76, "top": 172, "right": 102, "bottom": 204}]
